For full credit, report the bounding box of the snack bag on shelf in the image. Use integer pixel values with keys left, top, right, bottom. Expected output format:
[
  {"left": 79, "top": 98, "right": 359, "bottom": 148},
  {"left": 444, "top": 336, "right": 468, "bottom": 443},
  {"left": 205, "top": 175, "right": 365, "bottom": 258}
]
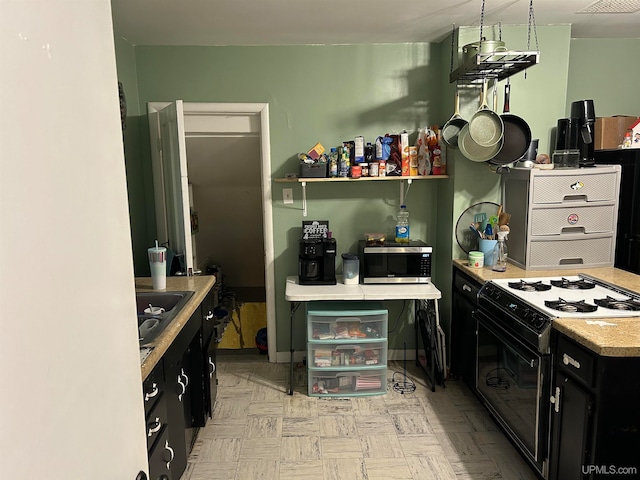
[{"left": 415, "top": 127, "right": 432, "bottom": 176}]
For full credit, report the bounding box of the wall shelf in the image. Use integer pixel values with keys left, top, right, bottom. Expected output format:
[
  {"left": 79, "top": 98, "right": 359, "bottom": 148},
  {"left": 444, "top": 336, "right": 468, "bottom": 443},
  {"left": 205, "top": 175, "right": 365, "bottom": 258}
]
[
  {"left": 449, "top": 50, "right": 540, "bottom": 84},
  {"left": 274, "top": 175, "right": 448, "bottom": 183},
  {"left": 275, "top": 175, "right": 448, "bottom": 217}
]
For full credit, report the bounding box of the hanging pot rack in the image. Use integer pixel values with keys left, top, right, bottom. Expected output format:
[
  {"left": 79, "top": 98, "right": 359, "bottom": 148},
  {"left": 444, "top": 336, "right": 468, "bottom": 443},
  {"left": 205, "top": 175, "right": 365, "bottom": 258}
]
[{"left": 449, "top": 0, "right": 540, "bottom": 85}]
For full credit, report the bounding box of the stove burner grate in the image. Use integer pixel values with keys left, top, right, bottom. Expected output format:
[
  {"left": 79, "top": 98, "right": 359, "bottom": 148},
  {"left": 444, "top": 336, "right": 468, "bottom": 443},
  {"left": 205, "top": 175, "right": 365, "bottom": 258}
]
[
  {"left": 550, "top": 278, "right": 596, "bottom": 290},
  {"left": 544, "top": 298, "right": 598, "bottom": 313},
  {"left": 508, "top": 280, "right": 552, "bottom": 292},
  {"left": 594, "top": 296, "right": 640, "bottom": 312}
]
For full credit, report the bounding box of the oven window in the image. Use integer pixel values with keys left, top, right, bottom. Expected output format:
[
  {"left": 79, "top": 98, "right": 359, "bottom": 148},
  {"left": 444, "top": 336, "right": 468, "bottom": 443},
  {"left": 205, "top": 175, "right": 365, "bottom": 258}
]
[{"left": 476, "top": 316, "right": 541, "bottom": 459}]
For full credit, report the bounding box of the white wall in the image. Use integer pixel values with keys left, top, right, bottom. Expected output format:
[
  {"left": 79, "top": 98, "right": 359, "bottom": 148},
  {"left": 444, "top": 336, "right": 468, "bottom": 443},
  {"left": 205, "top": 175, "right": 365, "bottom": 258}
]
[{"left": 0, "top": 1, "right": 147, "bottom": 478}]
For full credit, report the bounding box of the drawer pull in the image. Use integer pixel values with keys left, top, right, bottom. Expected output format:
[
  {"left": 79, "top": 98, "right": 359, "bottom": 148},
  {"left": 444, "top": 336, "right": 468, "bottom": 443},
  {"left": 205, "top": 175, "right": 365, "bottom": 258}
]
[
  {"left": 144, "top": 383, "right": 159, "bottom": 402},
  {"left": 163, "top": 440, "right": 174, "bottom": 470},
  {"left": 462, "top": 284, "right": 472, "bottom": 292},
  {"left": 181, "top": 368, "right": 189, "bottom": 388},
  {"left": 561, "top": 226, "right": 586, "bottom": 234},
  {"left": 209, "top": 358, "right": 216, "bottom": 377},
  {"left": 205, "top": 311, "right": 214, "bottom": 321},
  {"left": 147, "top": 417, "right": 161, "bottom": 436},
  {"left": 562, "top": 353, "right": 581, "bottom": 369},
  {"left": 336, "top": 317, "right": 361, "bottom": 323},
  {"left": 177, "top": 375, "right": 186, "bottom": 402},
  {"left": 550, "top": 386, "right": 561, "bottom": 413}
]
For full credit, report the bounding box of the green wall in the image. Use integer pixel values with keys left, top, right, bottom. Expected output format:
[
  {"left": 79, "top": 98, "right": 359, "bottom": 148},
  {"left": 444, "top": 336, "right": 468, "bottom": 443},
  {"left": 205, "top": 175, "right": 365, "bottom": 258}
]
[
  {"left": 566, "top": 38, "right": 640, "bottom": 117},
  {"left": 114, "top": 28, "right": 638, "bottom": 358},
  {"left": 130, "top": 44, "right": 445, "bottom": 352}
]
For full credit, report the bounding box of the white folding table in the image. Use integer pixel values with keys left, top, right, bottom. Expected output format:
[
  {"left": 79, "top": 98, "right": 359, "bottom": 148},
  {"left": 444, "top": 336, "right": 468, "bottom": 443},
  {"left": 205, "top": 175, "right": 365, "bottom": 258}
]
[{"left": 285, "top": 276, "right": 443, "bottom": 395}]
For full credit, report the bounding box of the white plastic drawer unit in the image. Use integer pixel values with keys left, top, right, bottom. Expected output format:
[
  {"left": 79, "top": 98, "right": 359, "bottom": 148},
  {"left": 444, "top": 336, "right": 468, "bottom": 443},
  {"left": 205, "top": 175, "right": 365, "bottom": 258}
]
[
  {"left": 308, "top": 343, "right": 387, "bottom": 369},
  {"left": 529, "top": 203, "right": 617, "bottom": 236},
  {"left": 306, "top": 301, "right": 388, "bottom": 342},
  {"left": 309, "top": 368, "right": 387, "bottom": 397},
  {"left": 530, "top": 167, "right": 620, "bottom": 204}
]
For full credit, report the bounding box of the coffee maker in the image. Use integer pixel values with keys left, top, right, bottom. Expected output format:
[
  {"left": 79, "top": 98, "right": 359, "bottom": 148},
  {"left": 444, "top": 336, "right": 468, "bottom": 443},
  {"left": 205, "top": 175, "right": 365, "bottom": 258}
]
[
  {"left": 298, "top": 238, "right": 337, "bottom": 285},
  {"left": 557, "top": 99, "right": 596, "bottom": 167}
]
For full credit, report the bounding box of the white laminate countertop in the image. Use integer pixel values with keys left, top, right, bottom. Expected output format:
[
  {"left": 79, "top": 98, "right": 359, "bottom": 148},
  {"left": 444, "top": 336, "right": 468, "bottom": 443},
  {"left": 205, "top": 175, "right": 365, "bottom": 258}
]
[
  {"left": 453, "top": 259, "right": 640, "bottom": 357},
  {"left": 285, "top": 276, "right": 442, "bottom": 301}
]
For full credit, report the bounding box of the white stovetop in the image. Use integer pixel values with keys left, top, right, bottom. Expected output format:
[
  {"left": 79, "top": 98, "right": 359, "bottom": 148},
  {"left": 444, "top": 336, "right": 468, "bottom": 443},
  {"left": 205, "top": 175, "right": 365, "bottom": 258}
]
[{"left": 491, "top": 276, "right": 640, "bottom": 319}]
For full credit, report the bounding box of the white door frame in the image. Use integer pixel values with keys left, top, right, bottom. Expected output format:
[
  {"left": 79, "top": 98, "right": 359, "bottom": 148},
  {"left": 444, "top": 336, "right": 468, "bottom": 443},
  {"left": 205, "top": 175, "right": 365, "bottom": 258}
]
[{"left": 148, "top": 102, "right": 277, "bottom": 363}]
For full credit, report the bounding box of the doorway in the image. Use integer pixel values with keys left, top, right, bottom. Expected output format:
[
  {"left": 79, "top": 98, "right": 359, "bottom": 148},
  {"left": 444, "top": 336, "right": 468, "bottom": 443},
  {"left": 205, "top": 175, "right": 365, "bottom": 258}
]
[{"left": 147, "top": 102, "right": 276, "bottom": 362}]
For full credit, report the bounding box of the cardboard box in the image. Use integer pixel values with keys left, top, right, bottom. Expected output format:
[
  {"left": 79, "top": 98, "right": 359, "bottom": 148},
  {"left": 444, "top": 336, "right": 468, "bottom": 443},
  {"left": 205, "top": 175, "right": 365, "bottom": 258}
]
[{"left": 595, "top": 116, "right": 638, "bottom": 150}]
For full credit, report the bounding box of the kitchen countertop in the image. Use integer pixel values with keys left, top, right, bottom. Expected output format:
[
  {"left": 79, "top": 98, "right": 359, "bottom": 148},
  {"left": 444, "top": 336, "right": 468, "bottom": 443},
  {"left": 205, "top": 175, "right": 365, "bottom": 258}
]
[
  {"left": 453, "top": 259, "right": 640, "bottom": 357},
  {"left": 137, "top": 275, "right": 216, "bottom": 381}
]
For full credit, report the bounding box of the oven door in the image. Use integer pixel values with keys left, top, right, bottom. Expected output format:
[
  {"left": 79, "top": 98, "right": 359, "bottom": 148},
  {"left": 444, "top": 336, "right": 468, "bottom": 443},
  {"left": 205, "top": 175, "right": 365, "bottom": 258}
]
[{"left": 475, "top": 309, "right": 549, "bottom": 476}]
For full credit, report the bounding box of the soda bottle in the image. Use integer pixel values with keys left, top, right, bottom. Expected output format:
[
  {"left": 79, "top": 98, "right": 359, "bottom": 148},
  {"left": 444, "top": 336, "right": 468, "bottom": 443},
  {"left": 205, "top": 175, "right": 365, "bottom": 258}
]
[{"left": 395, "top": 205, "right": 410, "bottom": 243}]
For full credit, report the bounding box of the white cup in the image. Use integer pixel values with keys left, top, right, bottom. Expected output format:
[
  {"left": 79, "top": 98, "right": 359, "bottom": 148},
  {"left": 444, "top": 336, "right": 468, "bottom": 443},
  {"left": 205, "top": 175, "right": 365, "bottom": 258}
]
[
  {"left": 144, "top": 306, "right": 165, "bottom": 315},
  {"left": 148, "top": 246, "right": 167, "bottom": 290}
]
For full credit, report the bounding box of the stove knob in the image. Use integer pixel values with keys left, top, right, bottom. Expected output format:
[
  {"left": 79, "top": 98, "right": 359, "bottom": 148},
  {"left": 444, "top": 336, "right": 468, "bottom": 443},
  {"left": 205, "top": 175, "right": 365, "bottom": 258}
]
[{"left": 508, "top": 303, "right": 517, "bottom": 312}]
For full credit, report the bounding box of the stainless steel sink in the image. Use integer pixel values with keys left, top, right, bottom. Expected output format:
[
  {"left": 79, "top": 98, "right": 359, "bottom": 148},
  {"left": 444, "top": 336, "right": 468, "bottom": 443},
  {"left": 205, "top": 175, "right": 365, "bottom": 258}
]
[{"left": 137, "top": 291, "right": 194, "bottom": 346}]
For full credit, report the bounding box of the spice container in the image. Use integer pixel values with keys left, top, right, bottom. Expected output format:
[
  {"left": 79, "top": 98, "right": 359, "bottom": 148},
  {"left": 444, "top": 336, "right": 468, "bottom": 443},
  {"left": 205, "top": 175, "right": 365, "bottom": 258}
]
[
  {"left": 361, "top": 163, "right": 369, "bottom": 177},
  {"left": 350, "top": 165, "right": 362, "bottom": 178}
]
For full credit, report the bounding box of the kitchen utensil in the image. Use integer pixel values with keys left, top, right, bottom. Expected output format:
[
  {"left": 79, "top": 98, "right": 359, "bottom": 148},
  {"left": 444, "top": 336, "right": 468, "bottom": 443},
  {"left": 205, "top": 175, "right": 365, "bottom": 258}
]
[
  {"left": 455, "top": 201, "right": 500, "bottom": 253},
  {"left": 462, "top": 39, "right": 506, "bottom": 63},
  {"left": 468, "top": 79, "right": 504, "bottom": 148},
  {"left": 489, "top": 81, "right": 532, "bottom": 165},
  {"left": 442, "top": 87, "right": 468, "bottom": 148},
  {"left": 459, "top": 122, "right": 504, "bottom": 162},
  {"left": 470, "top": 224, "right": 482, "bottom": 239}
]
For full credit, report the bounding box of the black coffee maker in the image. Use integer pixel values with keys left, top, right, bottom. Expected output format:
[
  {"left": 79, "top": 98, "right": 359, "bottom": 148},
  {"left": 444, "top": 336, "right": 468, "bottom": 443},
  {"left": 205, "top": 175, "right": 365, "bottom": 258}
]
[
  {"left": 298, "top": 238, "right": 337, "bottom": 285},
  {"left": 556, "top": 99, "right": 596, "bottom": 167}
]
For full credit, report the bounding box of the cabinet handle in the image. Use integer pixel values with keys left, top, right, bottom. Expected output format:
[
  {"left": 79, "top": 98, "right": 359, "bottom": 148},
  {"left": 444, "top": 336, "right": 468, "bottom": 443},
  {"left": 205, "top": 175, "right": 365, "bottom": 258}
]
[
  {"left": 562, "top": 353, "right": 581, "bottom": 369},
  {"left": 550, "top": 386, "right": 561, "bottom": 413},
  {"left": 144, "top": 383, "right": 158, "bottom": 402},
  {"left": 181, "top": 368, "right": 189, "bottom": 388},
  {"left": 209, "top": 358, "right": 216, "bottom": 377},
  {"left": 147, "top": 417, "right": 161, "bottom": 437},
  {"left": 205, "top": 311, "right": 214, "bottom": 321},
  {"left": 177, "top": 374, "right": 186, "bottom": 402},
  {"left": 463, "top": 284, "right": 472, "bottom": 292},
  {"left": 164, "top": 440, "right": 174, "bottom": 470}
]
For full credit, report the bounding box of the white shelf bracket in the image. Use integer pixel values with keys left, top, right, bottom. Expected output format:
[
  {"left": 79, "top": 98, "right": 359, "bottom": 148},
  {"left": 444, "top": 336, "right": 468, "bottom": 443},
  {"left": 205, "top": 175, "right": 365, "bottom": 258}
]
[
  {"left": 400, "top": 179, "right": 412, "bottom": 205},
  {"left": 301, "top": 181, "right": 307, "bottom": 217}
]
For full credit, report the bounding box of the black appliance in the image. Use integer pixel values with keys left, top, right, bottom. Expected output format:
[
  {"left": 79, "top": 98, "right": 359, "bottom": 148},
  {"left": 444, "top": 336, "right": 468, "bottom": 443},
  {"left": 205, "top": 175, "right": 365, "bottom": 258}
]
[
  {"left": 572, "top": 99, "right": 596, "bottom": 166},
  {"left": 298, "top": 238, "right": 336, "bottom": 285},
  {"left": 594, "top": 148, "right": 640, "bottom": 275},
  {"left": 358, "top": 240, "right": 432, "bottom": 284}
]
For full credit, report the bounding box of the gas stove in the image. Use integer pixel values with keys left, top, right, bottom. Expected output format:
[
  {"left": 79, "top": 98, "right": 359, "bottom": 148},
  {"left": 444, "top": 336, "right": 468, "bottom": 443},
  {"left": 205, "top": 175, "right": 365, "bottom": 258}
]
[
  {"left": 477, "top": 274, "right": 640, "bottom": 353},
  {"left": 489, "top": 274, "right": 640, "bottom": 319}
]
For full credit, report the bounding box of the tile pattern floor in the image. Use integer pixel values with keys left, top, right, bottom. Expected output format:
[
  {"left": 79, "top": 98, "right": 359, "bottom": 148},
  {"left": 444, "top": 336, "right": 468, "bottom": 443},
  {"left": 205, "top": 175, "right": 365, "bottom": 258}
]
[{"left": 180, "top": 355, "right": 540, "bottom": 480}]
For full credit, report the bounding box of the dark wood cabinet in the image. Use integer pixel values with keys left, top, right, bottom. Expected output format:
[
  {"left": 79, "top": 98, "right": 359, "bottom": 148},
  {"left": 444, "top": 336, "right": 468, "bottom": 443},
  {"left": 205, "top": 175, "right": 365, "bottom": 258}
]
[
  {"left": 451, "top": 267, "right": 481, "bottom": 392},
  {"left": 549, "top": 331, "right": 640, "bottom": 480}
]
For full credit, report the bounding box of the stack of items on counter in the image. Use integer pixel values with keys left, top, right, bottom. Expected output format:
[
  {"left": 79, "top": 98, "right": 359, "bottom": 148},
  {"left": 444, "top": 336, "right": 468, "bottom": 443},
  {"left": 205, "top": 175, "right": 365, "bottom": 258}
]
[{"left": 298, "top": 128, "right": 446, "bottom": 179}]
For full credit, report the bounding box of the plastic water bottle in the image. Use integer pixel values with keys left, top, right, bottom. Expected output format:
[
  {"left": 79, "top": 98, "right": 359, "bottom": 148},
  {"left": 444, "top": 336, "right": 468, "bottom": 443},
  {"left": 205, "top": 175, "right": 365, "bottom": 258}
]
[
  {"left": 492, "top": 231, "right": 508, "bottom": 271},
  {"left": 395, "top": 205, "right": 410, "bottom": 243}
]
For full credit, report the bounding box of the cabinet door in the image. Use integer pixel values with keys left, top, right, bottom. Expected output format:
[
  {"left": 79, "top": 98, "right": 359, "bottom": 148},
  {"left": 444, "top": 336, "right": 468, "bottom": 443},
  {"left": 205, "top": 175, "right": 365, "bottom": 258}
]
[
  {"left": 549, "top": 373, "right": 593, "bottom": 480},
  {"left": 147, "top": 426, "right": 173, "bottom": 480},
  {"left": 203, "top": 336, "right": 218, "bottom": 418},
  {"left": 451, "top": 292, "right": 477, "bottom": 390}
]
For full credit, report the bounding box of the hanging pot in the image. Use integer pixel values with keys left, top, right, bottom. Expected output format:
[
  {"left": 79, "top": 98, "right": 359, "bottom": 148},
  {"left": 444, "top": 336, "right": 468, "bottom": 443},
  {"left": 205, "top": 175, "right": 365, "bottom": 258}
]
[
  {"left": 488, "top": 82, "right": 532, "bottom": 165},
  {"left": 462, "top": 39, "right": 506, "bottom": 63},
  {"left": 468, "top": 79, "right": 504, "bottom": 148},
  {"left": 442, "top": 88, "right": 468, "bottom": 148}
]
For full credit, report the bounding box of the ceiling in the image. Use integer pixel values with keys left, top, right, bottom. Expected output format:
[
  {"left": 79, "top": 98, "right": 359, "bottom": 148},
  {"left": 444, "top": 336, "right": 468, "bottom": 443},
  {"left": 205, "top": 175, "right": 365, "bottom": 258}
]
[{"left": 111, "top": 0, "right": 640, "bottom": 46}]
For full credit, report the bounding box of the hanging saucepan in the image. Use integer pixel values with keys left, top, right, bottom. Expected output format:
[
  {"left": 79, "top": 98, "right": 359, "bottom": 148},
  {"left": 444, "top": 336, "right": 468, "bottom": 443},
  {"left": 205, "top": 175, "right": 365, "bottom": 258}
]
[
  {"left": 462, "top": 39, "right": 506, "bottom": 64},
  {"left": 468, "top": 79, "right": 504, "bottom": 147},
  {"left": 442, "top": 87, "right": 468, "bottom": 148},
  {"left": 489, "top": 81, "right": 532, "bottom": 166}
]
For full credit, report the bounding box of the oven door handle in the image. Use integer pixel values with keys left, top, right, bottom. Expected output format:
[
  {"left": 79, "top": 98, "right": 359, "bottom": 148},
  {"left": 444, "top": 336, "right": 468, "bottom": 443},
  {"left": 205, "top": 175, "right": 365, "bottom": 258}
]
[{"left": 476, "top": 310, "right": 539, "bottom": 368}]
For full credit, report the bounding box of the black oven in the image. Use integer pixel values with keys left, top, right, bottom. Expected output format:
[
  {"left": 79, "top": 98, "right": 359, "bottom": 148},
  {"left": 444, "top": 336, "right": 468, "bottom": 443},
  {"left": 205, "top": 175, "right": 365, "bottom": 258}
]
[{"left": 475, "top": 284, "right": 552, "bottom": 479}]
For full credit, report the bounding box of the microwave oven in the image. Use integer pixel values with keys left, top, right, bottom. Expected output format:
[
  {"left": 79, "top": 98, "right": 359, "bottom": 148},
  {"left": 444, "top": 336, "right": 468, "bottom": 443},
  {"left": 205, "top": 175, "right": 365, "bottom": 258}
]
[{"left": 358, "top": 240, "right": 432, "bottom": 284}]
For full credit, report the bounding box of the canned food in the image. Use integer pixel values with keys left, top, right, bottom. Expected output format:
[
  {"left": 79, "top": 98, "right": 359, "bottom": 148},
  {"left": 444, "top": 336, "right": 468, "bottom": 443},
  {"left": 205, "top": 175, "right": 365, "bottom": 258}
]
[{"left": 350, "top": 165, "right": 362, "bottom": 179}]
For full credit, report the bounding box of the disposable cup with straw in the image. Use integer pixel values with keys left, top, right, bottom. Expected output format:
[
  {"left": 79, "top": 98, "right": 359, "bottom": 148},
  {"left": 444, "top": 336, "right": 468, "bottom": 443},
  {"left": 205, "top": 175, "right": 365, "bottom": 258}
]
[{"left": 148, "top": 240, "right": 167, "bottom": 290}]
